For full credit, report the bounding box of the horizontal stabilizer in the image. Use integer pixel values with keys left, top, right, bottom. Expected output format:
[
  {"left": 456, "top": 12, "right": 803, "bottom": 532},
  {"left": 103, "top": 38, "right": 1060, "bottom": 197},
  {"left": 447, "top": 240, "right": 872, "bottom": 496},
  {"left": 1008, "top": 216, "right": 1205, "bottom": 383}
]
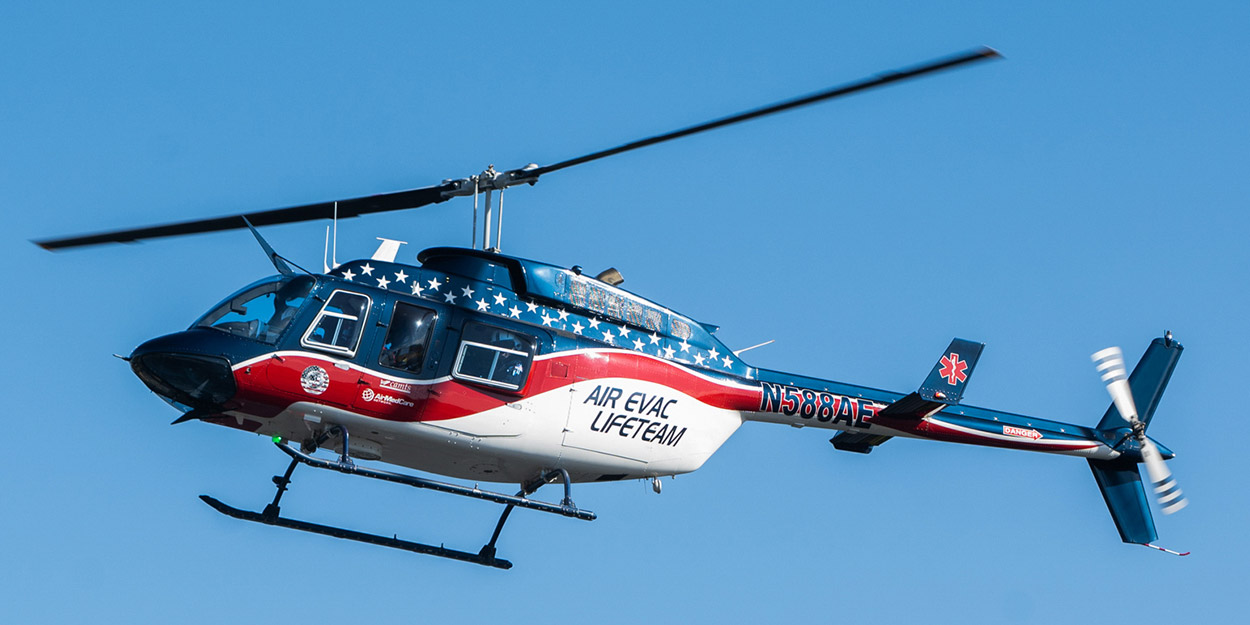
[
  {"left": 878, "top": 392, "right": 946, "bottom": 420},
  {"left": 878, "top": 338, "right": 984, "bottom": 420},
  {"left": 830, "top": 432, "right": 893, "bottom": 454}
]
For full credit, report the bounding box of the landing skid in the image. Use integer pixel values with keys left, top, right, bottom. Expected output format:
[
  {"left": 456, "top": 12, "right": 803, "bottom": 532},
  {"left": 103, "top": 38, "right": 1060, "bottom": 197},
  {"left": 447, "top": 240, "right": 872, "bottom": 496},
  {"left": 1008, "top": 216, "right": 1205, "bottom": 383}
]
[
  {"left": 200, "top": 495, "right": 515, "bottom": 569},
  {"left": 201, "top": 426, "right": 595, "bottom": 568}
]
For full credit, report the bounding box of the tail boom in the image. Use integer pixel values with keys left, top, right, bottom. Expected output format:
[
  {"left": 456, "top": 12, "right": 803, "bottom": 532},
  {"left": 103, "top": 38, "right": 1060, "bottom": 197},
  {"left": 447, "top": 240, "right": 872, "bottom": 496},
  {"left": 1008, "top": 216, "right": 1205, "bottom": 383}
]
[
  {"left": 742, "top": 334, "right": 1184, "bottom": 549},
  {"left": 748, "top": 375, "right": 1119, "bottom": 459}
]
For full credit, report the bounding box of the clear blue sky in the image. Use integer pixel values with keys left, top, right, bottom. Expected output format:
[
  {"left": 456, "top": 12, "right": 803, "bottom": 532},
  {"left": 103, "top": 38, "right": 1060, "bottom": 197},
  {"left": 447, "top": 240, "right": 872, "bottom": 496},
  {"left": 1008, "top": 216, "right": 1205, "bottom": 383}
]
[{"left": 4, "top": 2, "right": 1247, "bottom": 623}]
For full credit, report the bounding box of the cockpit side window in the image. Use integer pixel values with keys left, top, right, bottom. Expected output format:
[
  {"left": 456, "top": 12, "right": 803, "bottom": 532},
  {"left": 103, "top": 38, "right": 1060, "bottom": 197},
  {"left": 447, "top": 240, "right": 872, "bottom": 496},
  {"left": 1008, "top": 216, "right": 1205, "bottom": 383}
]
[
  {"left": 195, "top": 275, "right": 315, "bottom": 344},
  {"left": 452, "top": 322, "right": 536, "bottom": 391},
  {"left": 301, "top": 290, "right": 371, "bottom": 357},
  {"left": 378, "top": 302, "right": 437, "bottom": 374}
]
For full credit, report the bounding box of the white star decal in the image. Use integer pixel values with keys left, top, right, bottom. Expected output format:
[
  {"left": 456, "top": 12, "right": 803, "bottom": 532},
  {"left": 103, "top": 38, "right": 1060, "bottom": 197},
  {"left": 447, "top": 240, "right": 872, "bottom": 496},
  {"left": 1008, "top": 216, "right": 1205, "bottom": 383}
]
[
  {"left": 475, "top": 298, "right": 490, "bottom": 311},
  {"left": 588, "top": 318, "right": 601, "bottom": 330},
  {"left": 662, "top": 346, "right": 676, "bottom": 359},
  {"left": 571, "top": 321, "right": 584, "bottom": 335},
  {"left": 632, "top": 337, "right": 646, "bottom": 351},
  {"left": 557, "top": 309, "right": 569, "bottom": 321},
  {"left": 427, "top": 277, "right": 442, "bottom": 291},
  {"left": 360, "top": 263, "right": 374, "bottom": 276},
  {"left": 411, "top": 282, "right": 424, "bottom": 296},
  {"left": 461, "top": 285, "right": 475, "bottom": 299},
  {"left": 679, "top": 340, "right": 690, "bottom": 353},
  {"left": 693, "top": 352, "right": 706, "bottom": 366},
  {"left": 617, "top": 325, "right": 630, "bottom": 338},
  {"left": 394, "top": 270, "right": 408, "bottom": 283},
  {"left": 602, "top": 331, "right": 615, "bottom": 345},
  {"left": 444, "top": 291, "right": 458, "bottom": 304},
  {"left": 541, "top": 313, "right": 555, "bottom": 327},
  {"left": 341, "top": 268, "right": 356, "bottom": 282},
  {"left": 493, "top": 292, "right": 507, "bottom": 306},
  {"left": 722, "top": 356, "right": 733, "bottom": 368},
  {"left": 525, "top": 301, "right": 539, "bottom": 313},
  {"left": 508, "top": 305, "right": 522, "bottom": 318},
  {"left": 707, "top": 347, "right": 720, "bottom": 361},
  {"left": 376, "top": 276, "right": 390, "bottom": 289},
  {"left": 649, "top": 333, "right": 661, "bottom": 345}
]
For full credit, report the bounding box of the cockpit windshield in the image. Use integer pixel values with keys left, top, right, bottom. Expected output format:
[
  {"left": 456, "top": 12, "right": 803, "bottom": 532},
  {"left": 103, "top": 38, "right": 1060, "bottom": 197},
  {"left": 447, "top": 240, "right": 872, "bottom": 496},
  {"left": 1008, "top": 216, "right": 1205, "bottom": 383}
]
[{"left": 194, "top": 275, "right": 316, "bottom": 344}]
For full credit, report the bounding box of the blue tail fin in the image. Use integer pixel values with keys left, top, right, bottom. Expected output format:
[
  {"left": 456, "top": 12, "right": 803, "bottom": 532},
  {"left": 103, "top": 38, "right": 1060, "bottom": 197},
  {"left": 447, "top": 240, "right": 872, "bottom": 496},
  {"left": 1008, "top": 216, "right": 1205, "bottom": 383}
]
[
  {"left": 1089, "top": 335, "right": 1184, "bottom": 544},
  {"left": 919, "top": 338, "right": 984, "bottom": 403},
  {"left": 1096, "top": 336, "right": 1184, "bottom": 430},
  {"left": 1088, "top": 457, "right": 1156, "bottom": 544}
]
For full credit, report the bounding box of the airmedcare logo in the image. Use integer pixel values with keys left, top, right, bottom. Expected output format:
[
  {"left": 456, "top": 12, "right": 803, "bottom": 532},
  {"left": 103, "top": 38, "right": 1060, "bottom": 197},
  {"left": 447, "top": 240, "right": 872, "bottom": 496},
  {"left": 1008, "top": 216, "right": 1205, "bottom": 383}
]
[
  {"left": 360, "top": 387, "right": 414, "bottom": 407},
  {"left": 300, "top": 365, "right": 329, "bottom": 395}
]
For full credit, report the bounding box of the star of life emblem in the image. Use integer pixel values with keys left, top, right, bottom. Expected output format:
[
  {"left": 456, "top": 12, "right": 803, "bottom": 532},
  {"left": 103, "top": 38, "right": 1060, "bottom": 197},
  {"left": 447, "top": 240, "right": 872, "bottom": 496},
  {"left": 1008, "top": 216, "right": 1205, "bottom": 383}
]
[{"left": 938, "top": 353, "right": 968, "bottom": 385}]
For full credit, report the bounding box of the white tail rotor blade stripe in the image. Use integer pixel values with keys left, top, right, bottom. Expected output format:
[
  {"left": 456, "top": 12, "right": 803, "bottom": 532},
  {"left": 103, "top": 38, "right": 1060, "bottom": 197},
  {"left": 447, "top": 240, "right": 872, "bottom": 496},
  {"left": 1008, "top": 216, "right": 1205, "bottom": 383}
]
[
  {"left": 1142, "top": 439, "right": 1188, "bottom": 514},
  {"left": 1092, "top": 347, "right": 1128, "bottom": 382},
  {"left": 1092, "top": 347, "right": 1139, "bottom": 423}
]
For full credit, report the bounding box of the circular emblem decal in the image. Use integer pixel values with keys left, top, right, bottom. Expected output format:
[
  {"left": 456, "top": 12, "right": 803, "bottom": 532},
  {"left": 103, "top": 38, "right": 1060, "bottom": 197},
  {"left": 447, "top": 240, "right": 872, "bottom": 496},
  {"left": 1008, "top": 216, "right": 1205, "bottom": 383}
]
[
  {"left": 300, "top": 365, "right": 329, "bottom": 395},
  {"left": 361, "top": 388, "right": 375, "bottom": 402}
]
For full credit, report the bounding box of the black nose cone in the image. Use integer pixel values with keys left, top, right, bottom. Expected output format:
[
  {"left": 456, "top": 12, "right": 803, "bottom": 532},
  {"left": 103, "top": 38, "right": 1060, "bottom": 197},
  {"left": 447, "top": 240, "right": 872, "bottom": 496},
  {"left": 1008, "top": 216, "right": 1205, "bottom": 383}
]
[{"left": 131, "top": 336, "right": 236, "bottom": 408}]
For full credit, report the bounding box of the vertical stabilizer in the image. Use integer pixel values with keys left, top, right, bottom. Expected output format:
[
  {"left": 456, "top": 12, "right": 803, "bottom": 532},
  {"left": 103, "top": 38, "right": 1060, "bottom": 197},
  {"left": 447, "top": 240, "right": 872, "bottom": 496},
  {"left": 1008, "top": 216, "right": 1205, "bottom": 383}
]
[
  {"left": 1088, "top": 335, "right": 1185, "bottom": 547},
  {"left": 1096, "top": 336, "right": 1183, "bottom": 430}
]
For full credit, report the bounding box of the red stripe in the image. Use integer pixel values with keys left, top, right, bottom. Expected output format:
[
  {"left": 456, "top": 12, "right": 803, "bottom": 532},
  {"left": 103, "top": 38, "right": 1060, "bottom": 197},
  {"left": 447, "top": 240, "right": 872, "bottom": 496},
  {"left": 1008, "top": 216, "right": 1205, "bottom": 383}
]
[
  {"left": 232, "top": 349, "right": 762, "bottom": 424},
  {"left": 914, "top": 419, "right": 1099, "bottom": 452}
]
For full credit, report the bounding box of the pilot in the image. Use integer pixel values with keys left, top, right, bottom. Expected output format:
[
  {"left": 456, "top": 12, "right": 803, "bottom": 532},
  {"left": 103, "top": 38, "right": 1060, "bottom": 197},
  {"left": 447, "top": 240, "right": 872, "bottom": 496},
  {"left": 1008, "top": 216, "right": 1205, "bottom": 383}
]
[
  {"left": 264, "top": 279, "right": 309, "bottom": 340},
  {"left": 381, "top": 311, "right": 430, "bottom": 372}
]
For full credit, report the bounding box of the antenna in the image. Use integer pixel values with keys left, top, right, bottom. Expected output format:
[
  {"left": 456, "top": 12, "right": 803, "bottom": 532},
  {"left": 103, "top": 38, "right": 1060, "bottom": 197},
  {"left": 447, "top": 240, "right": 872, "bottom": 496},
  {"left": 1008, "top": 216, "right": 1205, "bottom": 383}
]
[
  {"left": 323, "top": 226, "right": 331, "bottom": 273},
  {"left": 496, "top": 187, "right": 505, "bottom": 252},
  {"left": 733, "top": 339, "right": 775, "bottom": 356},
  {"left": 471, "top": 177, "right": 479, "bottom": 249},
  {"left": 371, "top": 237, "right": 407, "bottom": 262},
  {"left": 323, "top": 202, "right": 341, "bottom": 273}
]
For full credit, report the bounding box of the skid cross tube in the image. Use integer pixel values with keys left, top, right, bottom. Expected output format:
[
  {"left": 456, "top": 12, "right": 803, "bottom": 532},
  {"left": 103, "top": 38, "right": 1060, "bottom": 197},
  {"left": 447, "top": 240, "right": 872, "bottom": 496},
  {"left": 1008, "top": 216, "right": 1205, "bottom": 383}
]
[
  {"left": 479, "top": 468, "right": 576, "bottom": 560},
  {"left": 200, "top": 428, "right": 595, "bottom": 568},
  {"left": 274, "top": 441, "right": 596, "bottom": 520}
]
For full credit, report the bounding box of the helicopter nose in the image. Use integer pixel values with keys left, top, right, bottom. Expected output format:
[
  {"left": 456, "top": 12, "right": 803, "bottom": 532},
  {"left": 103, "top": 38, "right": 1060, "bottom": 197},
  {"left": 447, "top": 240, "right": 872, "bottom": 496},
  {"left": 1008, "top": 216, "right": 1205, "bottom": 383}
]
[{"left": 130, "top": 334, "right": 237, "bottom": 409}]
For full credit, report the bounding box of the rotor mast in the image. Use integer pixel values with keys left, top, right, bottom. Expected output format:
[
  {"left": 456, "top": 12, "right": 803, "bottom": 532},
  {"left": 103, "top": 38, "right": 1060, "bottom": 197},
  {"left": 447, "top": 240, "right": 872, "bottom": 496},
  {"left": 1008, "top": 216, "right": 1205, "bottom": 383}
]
[{"left": 442, "top": 163, "right": 538, "bottom": 252}]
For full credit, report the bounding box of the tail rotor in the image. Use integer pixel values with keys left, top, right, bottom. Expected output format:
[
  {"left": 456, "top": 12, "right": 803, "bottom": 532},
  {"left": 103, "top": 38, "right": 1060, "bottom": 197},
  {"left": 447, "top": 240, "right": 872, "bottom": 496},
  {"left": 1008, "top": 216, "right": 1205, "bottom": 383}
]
[{"left": 1091, "top": 347, "right": 1188, "bottom": 514}]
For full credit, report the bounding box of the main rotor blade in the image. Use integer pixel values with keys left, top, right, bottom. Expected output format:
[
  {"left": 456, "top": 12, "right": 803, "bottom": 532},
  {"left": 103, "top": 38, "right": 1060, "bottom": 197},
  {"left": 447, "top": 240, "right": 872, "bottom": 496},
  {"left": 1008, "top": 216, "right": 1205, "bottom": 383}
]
[
  {"left": 37, "top": 47, "right": 999, "bottom": 251},
  {"left": 35, "top": 182, "right": 455, "bottom": 250},
  {"left": 525, "top": 47, "right": 1001, "bottom": 178}
]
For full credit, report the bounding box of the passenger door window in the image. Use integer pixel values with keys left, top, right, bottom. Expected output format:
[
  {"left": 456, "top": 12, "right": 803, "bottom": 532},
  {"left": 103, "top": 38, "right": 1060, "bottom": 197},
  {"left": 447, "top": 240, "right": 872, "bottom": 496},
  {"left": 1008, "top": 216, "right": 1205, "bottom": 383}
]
[{"left": 453, "top": 323, "right": 535, "bottom": 391}]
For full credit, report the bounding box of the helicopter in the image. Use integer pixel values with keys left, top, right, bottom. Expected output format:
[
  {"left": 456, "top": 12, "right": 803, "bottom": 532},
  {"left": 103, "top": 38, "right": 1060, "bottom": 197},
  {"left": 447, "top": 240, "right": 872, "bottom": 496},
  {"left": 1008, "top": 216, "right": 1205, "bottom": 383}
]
[{"left": 35, "top": 47, "right": 1189, "bottom": 568}]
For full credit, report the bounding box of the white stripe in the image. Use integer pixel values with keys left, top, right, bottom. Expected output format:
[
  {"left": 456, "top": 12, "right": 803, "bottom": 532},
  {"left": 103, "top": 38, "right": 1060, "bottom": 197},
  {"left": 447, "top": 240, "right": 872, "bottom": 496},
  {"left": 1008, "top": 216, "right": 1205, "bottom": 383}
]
[
  {"left": 1162, "top": 499, "right": 1188, "bottom": 514},
  {"left": 232, "top": 347, "right": 759, "bottom": 393},
  {"left": 534, "top": 347, "right": 760, "bottom": 391}
]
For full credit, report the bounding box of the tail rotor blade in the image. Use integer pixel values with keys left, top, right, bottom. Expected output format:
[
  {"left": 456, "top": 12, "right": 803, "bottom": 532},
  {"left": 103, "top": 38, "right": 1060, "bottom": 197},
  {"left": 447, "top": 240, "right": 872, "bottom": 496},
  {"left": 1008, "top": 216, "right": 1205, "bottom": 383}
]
[
  {"left": 1093, "top": 345, "right": 1187, "bottom": 515},
  {"left": 1091, "top": 347, "right": 1139, "bottom": 423},
  {"left": 1141, "top": 439, "right": 1188, "bottom": 514}
]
